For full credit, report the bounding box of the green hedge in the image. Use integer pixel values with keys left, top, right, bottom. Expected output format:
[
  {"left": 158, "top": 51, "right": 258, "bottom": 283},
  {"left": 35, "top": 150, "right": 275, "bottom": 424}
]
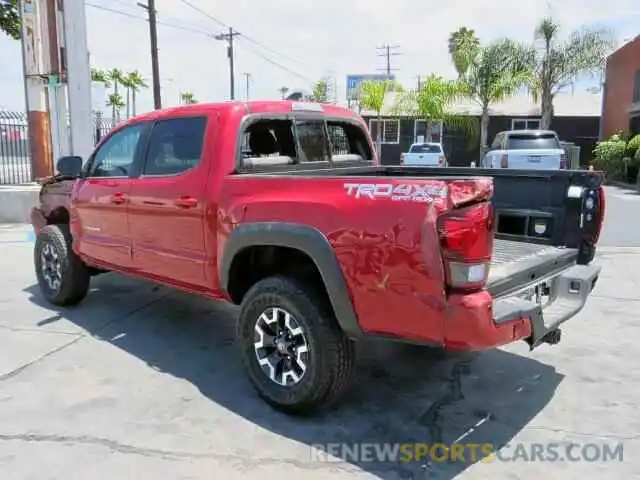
[{"left": 593, "top": 134, "right": 640, "bottom": 183}]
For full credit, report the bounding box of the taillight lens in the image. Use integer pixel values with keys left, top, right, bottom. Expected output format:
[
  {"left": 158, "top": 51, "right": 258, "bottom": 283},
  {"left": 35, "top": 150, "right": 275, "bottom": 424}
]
[
  {"left": 438, "top": 202, "right": 494, "bottom": 291},
  {"left": 560, "top": 152, "right": 567, "bottom": 169},
  {"left": 585, "top": 185, "right": 605, "bottom": 243},
  {"left": 500, "top": 154, "right": 508, "bottom": 168},
  {"left": 400, "top": 153, "right": 405, "bottom": 165},
  {"left": 439, "top": 155, "right": 446, "bottom": 166}
]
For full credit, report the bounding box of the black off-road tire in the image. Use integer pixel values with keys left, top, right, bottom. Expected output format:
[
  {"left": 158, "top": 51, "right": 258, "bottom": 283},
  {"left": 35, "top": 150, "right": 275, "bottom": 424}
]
[
  {"left": 34, "top": 224, "right": 91, "bottom": 306},
  {"left": 237, "top": 275, "right": 356, "bottom": 415}
]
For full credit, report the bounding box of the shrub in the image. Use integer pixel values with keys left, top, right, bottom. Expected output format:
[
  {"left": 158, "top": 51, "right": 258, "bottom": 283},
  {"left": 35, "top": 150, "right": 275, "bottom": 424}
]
[
  {"left": 593, "top": 135, "right": 627, "bottom": 180},
  {"left": 626, "top": 134, "right": 640, "bottom": 158}
]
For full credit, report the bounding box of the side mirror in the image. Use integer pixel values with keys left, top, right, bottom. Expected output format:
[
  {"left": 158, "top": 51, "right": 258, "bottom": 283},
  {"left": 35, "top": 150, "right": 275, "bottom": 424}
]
[{"left": 56, "top": 155, "right": 83, "bottom": 178}]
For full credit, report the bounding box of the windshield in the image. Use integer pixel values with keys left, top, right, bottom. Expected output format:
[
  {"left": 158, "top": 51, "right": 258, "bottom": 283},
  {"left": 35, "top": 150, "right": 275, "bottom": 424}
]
[
  {"left": 409, "top": 144, "right": 441, "bottom": 153},
  {"left": 506, "top": 134, "right": 560, "bottom": 150}
]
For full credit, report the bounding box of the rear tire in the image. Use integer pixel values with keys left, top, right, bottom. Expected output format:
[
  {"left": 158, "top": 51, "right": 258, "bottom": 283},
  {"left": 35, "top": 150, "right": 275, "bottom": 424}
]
[
  {"left": 34, "top": 224, "right": 90, "bottom": 306},
  {"left": 237, "top": 275, "right": 356, "bottom": 415}
]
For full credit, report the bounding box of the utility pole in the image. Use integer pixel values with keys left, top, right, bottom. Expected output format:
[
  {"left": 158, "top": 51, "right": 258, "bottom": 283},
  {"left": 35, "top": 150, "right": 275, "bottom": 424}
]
[
  {"left": 215, "top": 27, "right": 241, "bottom": 100},
  {"left": 19, "top": 0, "right": 53, "bottom": 179},
  {"left": 376, "top": 44, "right": 401, "bottom": 75},
  {"left": 242, "top": 72, "right": 251, "bottom": 100},
  {"left": 138, "top": 0, "right": 162, "bottom": 109}
]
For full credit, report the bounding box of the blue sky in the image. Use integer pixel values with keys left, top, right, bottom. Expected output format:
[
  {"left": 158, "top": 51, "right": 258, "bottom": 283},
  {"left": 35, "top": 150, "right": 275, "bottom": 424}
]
[{"left": 0, "top": 0, "right": 638, "bottom": 113}]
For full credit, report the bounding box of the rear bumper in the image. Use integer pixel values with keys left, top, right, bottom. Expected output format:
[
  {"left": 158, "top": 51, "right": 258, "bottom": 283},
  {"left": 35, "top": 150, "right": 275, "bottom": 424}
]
[
  {"left": 30, "top": 207, "right": 47, "bottom": 235},
  {"left": 444, "top": 263, "right": 601, "bottom": 351}
]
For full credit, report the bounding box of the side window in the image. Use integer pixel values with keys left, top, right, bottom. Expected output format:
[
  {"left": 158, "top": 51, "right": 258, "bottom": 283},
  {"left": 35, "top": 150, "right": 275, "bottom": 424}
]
[
  {"left": 326, "top": 121, "right": 373, "bottom": 161},
  {"left": 295, "top": 119, "right": 330, "bottom": 163},
  {"left": 240, "top": 119, "right": 296, "bottom": 166},
  {"left": 142, "top": 116, "right": 207, "bottom": 176},
  {"left": 89, "top": 124, "right": 144, "bottom": 177}
]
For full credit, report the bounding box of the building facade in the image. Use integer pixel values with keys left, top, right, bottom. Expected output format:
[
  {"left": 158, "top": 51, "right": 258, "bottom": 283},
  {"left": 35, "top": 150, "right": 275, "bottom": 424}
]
[
  {"left": 362, "top": 92, "right": 601, "bottom": 167},
  {"left": 602, "top": 36, "right": 640, "bottom": 138}
]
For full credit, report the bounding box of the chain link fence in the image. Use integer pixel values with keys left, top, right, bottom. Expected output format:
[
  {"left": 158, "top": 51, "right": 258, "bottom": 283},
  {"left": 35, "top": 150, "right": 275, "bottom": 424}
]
[{"left": 0, "top": 111, "right": 116, "bottom": 185}]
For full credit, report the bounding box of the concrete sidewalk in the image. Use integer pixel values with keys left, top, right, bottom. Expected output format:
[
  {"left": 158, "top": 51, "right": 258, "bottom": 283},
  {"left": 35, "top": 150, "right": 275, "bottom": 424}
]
[{"left": 0, "top": 185, "right": 40, "bottom": 224}]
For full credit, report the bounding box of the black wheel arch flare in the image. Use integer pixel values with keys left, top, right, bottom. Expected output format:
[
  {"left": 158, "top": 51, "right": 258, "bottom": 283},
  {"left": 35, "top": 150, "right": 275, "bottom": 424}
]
[{"left": 219, "top": 222, "right": 363, "bottom": 339}]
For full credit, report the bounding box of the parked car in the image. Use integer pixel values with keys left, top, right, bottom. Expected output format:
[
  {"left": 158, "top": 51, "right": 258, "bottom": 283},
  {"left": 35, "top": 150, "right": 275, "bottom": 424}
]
[
  {"left": 400, "top": 142, "right": 447, "bottom": 166},
  {"left": 482, "top": 130, "right": 567, "bottom": 169},
  {"left": 30, "top": 100, "right": 605, "bottom": 415}
]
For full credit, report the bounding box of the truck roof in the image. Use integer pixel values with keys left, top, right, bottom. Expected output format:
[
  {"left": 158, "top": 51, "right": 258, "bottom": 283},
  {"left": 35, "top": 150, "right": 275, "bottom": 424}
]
[
  {"left": 502, "top": 129, "right": 558, "bottom": 136},
  {"left": 121, "top": 100, "right": 359, "bottom": 126}
]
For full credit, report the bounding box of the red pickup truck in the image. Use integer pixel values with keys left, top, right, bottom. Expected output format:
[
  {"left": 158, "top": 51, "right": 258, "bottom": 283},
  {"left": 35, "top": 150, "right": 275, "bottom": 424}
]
[{"left": 30, "top": 100, "right": 605, "bottom": 414}]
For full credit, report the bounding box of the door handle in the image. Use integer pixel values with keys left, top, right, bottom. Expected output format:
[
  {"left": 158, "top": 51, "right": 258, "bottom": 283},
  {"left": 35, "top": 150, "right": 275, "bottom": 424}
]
[
  {"left": 174, "top": 196, "right": 198, "bottom": 208},
  {"left": 110, "top": 193, "right": 127, "bottom": 205}
]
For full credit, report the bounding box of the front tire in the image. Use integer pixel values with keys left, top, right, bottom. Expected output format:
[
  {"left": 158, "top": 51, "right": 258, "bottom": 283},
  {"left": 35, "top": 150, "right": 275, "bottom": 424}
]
[
  {"left": 237, "top": 275, "right": 356, "bottom": 415},
  {"left": 34, "top": 224, "right": 90, "bottom": 306}
]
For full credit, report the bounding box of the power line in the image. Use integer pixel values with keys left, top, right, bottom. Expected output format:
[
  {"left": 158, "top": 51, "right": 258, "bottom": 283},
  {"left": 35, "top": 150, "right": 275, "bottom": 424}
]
[
  {"left": 178, "top": 0, "right": 315, "bottom": 83},
  {"left": 376, "top": 44, "right": 401, "bottom": 75},
  {"left": 86, "top": 1, "right": 315, "bottom": 87},
  {"left": 85, "top": 2, "right": 212, "bottom": 36}
]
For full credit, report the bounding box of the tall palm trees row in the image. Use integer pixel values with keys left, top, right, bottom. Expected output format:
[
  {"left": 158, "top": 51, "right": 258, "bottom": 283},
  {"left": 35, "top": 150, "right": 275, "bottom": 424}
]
[
  {"left": 357, "top": 17, "right": 615, "bottom": 158},
  {"left": 91, "top": 68, "right": 148, "bottom": 125},
  {"left": 91, "top": 68, "right": 199, "bottom": 126}
]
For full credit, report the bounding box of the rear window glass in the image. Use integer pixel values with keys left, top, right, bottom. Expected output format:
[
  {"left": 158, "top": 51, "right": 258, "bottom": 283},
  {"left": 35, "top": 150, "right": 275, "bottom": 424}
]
[
  {"left": 506, "top": 134, "right": 559, "bottom": 150},
  {"left": 409, "top": 144, "right": 442, "bottom": 153},
  {"left": 239, "top": 117, "right": 374, "bottom": 169}
]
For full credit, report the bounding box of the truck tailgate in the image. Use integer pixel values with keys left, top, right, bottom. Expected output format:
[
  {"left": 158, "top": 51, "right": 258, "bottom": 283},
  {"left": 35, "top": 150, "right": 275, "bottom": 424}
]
[{"left": 488, "top": 239, "right": 578, "bottom": 298}]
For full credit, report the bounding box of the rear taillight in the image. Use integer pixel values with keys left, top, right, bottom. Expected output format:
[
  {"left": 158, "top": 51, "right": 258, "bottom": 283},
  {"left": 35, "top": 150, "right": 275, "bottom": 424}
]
[
  {"left": 585, "top": 185, "right": 605, "bottom": 243},
  {"left": 500, "top": 154, "right": 508, "bottom": 168},
  {"left": 438, "top": 202, "right": 494, "bottom": 291},
  {"left": 560, "top": 152, "right": 567, "bottom": 169},
  {"left": 400, "top": 153, "right": 405, "bottom": 165},
  {"left": 439, "top": 155, "right": 446, "bottom": 166}
]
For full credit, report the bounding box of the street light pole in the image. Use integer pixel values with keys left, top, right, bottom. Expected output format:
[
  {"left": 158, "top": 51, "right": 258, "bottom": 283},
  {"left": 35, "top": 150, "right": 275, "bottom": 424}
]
[{"left": 242, "top": 72, "right": 251, "bottom": 100}]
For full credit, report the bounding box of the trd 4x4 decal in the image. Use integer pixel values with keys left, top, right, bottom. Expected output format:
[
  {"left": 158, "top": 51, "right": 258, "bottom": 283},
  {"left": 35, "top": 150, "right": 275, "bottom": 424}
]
[{"left": 343, "top": 183, "right": 447, "bottom": 203}]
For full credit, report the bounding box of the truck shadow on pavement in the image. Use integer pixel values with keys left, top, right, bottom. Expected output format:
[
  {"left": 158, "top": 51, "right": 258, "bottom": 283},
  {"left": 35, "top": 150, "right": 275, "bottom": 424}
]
[{"left": 24, "top": 275, "right": 564, "bottom": 479}]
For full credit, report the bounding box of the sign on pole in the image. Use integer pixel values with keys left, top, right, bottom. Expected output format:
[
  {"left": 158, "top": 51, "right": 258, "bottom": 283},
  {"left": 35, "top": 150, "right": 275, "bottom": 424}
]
[{"left": 346, "top": 74, "right": 395, "bottom": 100}]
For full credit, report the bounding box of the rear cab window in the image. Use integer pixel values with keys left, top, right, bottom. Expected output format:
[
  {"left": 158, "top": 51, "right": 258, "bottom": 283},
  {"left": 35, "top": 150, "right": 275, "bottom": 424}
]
[
  {"left": 409, "top": 144, "right": 442, "bottom": 154},
  {"left": 506, "top": 133, "right": 560, "bottom": 150},
  {"left": 237, "top": 113, "right": 374, "bottom": 172}
]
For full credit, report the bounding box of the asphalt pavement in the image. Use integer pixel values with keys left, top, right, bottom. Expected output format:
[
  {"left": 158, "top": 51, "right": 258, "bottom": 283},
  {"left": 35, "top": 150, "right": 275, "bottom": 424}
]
[{"left": 0, "top": 185, "right": 638, "bottom": 479}]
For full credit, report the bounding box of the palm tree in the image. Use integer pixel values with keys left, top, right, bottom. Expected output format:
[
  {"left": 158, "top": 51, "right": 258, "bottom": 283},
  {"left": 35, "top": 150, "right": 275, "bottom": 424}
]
[
  {"left": 122, "top": 70, "right": 147, "bottom": 118},
  {"left": 120, "top": 75, "right": 134, "bottom": 119},
  {"left": 90, "top": 67, "right": 111, "bottom": 87},
  {"left": 310, "top": 79, "right": 328, "bottom": 102},
  {"left": 448, "top": 27, "right": 480, "bottom": 79},
  {"left": 106, "top": 93, "right": 125, "bottom": 126},
  {"left": 358, "top": 79, "right": 403, "bottom": 158},
  {"left": 395, "top": 74, "right": 476, "bottom": 144},
  {"left": 532, "top": 17, "right": 614, "bottom": 129},
  {"left": 458, "top": 39, "right": 534, "bottom": 158},
  {"left": 107, "top": 68, "right": 125, "bottom": 121},
  {"left": 180, "top": 91, "right": 198, "bottom": 104},
  {"left": 279, "top": 86, "right": 289, "bottom": 99}
]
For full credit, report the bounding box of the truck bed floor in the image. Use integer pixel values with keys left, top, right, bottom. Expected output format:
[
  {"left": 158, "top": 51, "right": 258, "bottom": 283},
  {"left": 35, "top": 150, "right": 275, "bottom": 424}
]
[{"left": 487, "top": 239, "right": 578, "bottom": 298}]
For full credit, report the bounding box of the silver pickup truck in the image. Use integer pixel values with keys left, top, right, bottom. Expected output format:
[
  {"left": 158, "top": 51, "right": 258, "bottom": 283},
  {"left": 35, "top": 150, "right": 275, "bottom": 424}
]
[{"left": 482, "top": 130, "right": 567, "bottom": 170}]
